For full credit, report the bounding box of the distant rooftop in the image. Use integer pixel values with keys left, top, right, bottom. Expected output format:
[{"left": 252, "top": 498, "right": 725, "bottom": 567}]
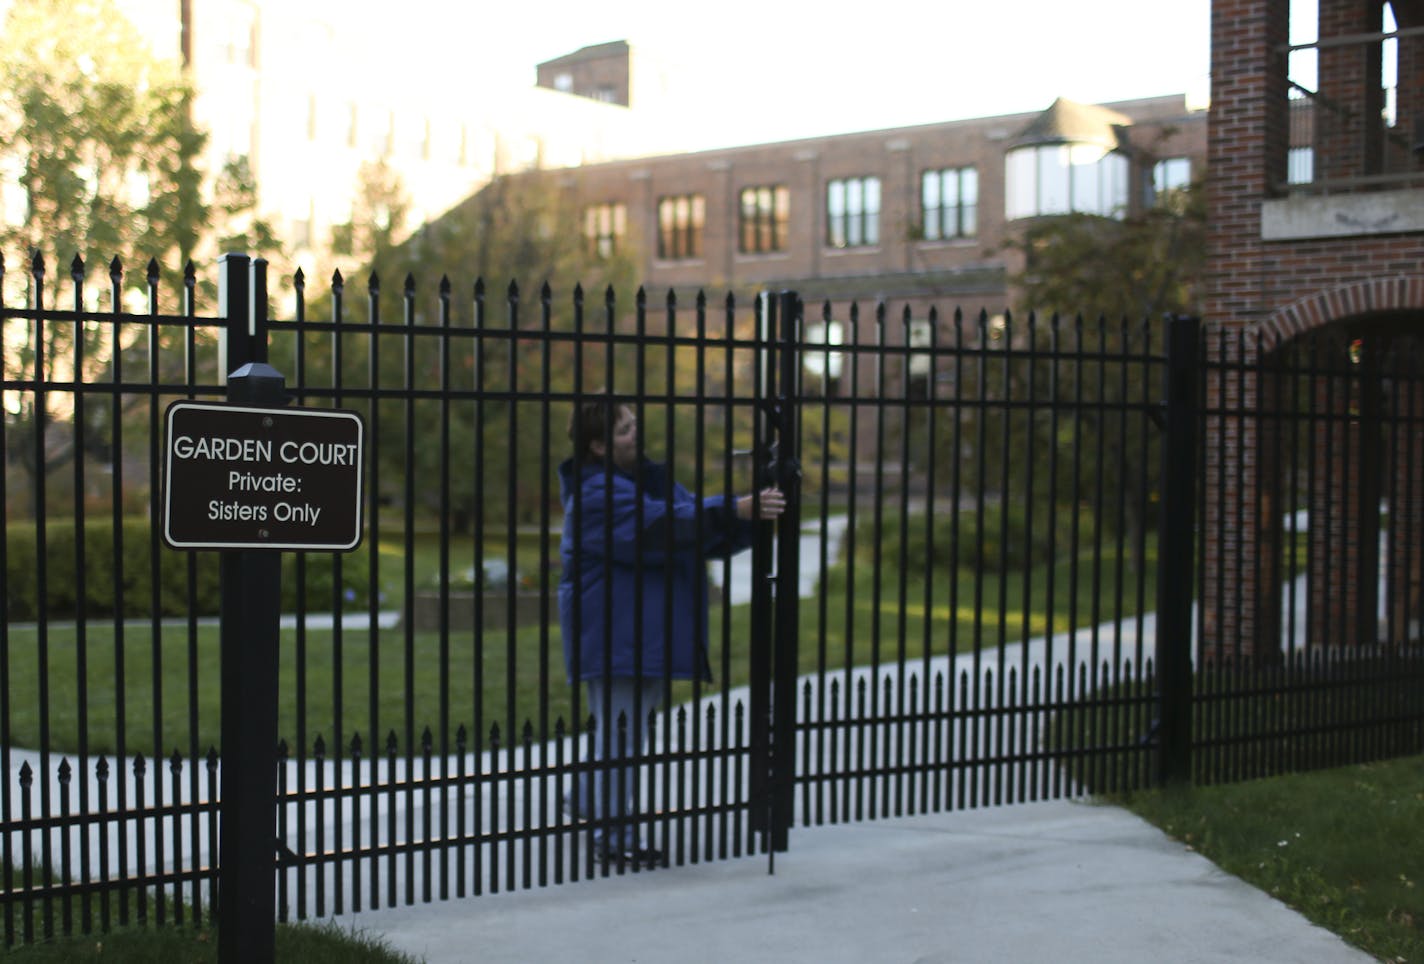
[
  {"left": 536, "top": 41, "right": 632, "bottom": 107},
  {"left": 1012, "top": 97, "right": 1134, "bottom": 149},
  {"left": 536, "top": 40, "right": 630, "bottom": 71}
]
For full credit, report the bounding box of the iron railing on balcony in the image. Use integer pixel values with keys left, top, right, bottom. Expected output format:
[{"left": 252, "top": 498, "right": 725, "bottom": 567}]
[{"left": 1282, "top": 22, "right": 1424, "bottom": 194}]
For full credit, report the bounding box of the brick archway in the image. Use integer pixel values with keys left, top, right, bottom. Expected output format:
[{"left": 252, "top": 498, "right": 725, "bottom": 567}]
[
  {"left": 1205, "top": 275, "right": 1424, "bottom": 660},
  {"left": 1251, "top": 276, "right": 1424, "bottom": 352}
]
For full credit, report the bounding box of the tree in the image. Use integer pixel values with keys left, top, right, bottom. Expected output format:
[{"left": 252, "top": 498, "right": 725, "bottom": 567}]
[
  {"left": 1007, "top": 181, "right": 1205, "bottom": 323},
  {"left": 329, "top": 159, "right": 412, "bottom": 273},
  {"left": 284, "top": 170, "right": 642, "bottom": 532},
  {"left": 1, "top": 0, "right": 284, "bottom": 280},
  {"left": 0, "top": 0, "right": 283, "bottom": 517},
  {"left": 209, "top": 155, "right": 284, "bottom": 270},
  {"left": 993, "top": 180, "right": 1207, "bottom": 572}
]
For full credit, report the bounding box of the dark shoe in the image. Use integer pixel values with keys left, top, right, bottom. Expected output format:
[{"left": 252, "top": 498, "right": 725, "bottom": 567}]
[{"left": 597, "top": 845, "right": 664, "bottom": 869}]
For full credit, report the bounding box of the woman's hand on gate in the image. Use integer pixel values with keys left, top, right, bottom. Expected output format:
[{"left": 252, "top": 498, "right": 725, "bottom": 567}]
[{"left": 737, "top": 487, "right": 787, "bottom": 520}]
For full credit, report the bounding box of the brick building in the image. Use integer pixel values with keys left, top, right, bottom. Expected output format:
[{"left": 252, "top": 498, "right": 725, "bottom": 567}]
[
  {"left": 536, "top": 41, "right": 636, "bottom": 106},
  {"left": 1203, "top": 0, "right": 1424, "bottom": 657},
  {"left": 526, "top": 86, "right": 1205, "bottom": 322}
]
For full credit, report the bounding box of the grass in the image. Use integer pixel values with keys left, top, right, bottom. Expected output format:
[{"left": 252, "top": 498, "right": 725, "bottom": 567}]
[
  {"left": 1, "top": 919, "right": 419, "bottom": 961},
  {"left": 1114, "top": 755, "right": 1424, "bottom": 964},
  {"left": 2, "top": 533, "right": 1157, "bottom": 756}
]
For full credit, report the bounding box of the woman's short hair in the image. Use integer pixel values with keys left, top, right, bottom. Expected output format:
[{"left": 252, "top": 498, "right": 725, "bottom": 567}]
[{"left": 567, "top": 392, "right": 622, "bottom": 464}]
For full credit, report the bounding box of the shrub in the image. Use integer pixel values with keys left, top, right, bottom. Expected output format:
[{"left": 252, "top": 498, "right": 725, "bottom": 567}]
[
  {"left": 4, "top": 519, "right": 371, "bottom": 619},
  {"left": 853, "top": 501, "right": 1096, "bottom": 575}
]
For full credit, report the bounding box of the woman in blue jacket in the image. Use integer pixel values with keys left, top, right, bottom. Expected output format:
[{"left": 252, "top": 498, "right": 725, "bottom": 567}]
[{"left": 558, "top": 397, "right": 784, "bottom": 868}]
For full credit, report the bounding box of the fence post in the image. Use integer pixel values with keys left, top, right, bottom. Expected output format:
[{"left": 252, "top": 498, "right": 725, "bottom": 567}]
[
  {"left": 1156, "top": 315, "right": 1199, "bottom": 786},
  {"left": 216, "top": 254, "right": 283, "bottom": 964},
  {"left": 769, "top": 290, "right": 802, "bottom": 853},
  {"left": 748, "top": 293, "right": 775, "bottom": 843}
]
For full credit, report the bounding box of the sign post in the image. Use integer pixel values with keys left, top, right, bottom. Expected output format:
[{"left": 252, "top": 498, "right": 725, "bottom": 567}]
[{"left": 162, "top": 358, "right": 364, "bottom": 964}]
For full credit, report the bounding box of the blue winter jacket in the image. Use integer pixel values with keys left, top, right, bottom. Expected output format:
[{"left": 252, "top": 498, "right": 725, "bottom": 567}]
[{"left": 557, "top": 457, "right": 756, "bottom": 683}]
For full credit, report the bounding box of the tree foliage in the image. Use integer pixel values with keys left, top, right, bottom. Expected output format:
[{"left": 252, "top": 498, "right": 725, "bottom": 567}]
[
  {"left": 0, "top": 0, "right": 282, "bottom": 517},
  {"left": 282, "top": 170, "right": 646, "bottom": 531},
  {"left": 0, "top": 0, "right": 279, "bottom": 284},
  {"left": 1006, "top": 181, "right": 1206, "bottom": 323},
  {"left": 329, "top": 159, "right": 412, "bottom": 270},
  {"left": 961, "top": 182, "right": 1209, "bottom": 571},
  {"left": 374, "top": 172, "right": 637, "bottom": 302}
]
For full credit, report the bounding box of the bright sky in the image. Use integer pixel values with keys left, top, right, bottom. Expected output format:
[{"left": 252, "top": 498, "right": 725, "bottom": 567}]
[{"left": 446, "top": 0, "right": 1215, "bottom": 147}]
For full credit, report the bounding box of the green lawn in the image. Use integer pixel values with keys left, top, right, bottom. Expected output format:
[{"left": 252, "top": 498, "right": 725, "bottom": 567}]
[
  {"left": 1116, "top": 755, "right": 1424, "bottom": 963},
  {"left": 1, "top": 919, "right": 417, "bottom": 962},
  {"left": 2, "top": 532, "right": 1156, "bottom": 756}
]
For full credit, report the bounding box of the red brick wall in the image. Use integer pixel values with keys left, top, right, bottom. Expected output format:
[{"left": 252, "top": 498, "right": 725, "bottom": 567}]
[
  {"left": 1205, "top": 0, "right": 1424, "bottom": 659},
  {"left": 1318, "top": 0, "right": 1384, "bottom": 179}
]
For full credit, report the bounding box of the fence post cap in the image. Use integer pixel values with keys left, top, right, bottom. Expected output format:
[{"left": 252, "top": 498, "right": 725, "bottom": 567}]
[{"left": 226, "top": 362, "right": 286, "bottom": 405}]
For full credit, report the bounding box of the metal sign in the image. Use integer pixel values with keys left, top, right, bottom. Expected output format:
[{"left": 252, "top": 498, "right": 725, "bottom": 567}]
[{"left": 162, "top": 401, "right": 365, "bottom": 550}]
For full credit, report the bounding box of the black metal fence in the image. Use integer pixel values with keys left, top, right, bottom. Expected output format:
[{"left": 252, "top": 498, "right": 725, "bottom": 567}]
[
  {"left": 1194, "top": 323, "right": 1424, "bottom": 782},
  {"left": 0, "top": 251, "right": 1420, "bottom": 944},
  {"left": 788, "top": 303, "right": 1181, "bottom": 822}
]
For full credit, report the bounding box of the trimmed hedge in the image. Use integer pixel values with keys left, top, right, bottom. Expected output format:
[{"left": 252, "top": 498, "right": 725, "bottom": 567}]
[
  {"left": 4, "top": 518, "right": 372, "bottom": 620},
  {"left": 853, "top": 500, "right": 1112, "bottom": 574}
]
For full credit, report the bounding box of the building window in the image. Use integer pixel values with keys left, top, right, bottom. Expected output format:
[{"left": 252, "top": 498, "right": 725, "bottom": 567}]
[
  {"left": 583, "top": 202, "right": 626, "bottom": 258},
  {"left": 739, "top": 185, "right": 789, "bottom": 254},
  {"left": 218, "top": 5, "right": 256, "bottom": 68},
  {"left": 1005, "top": 144, "right": 1129, "bottom": 219},
  {"left": 657, "top": 194, "right": 704, "bottom": 261},
  {"left": 554, "top": 72, "right": 573, "bottom": 93},
  {"left": 921, "top": 167, "right": 977, "bottom": 240},
  {"left": 594, "top": 86, "right": 617, "bottom": 103},
  {"left": 366, "top": 109, "right": 394, "bottom": 157},
  {"left": 826, "top": 176, "right": 880, "bottom": 248},
  {"left": 1153, "top": 157, "right": 1191, "bottom": 197},
  {"left": 1287, "top": 147, "right": 1314, "bottom": 185},
  {"left": 803, "top": 319, "right": 845, "bottom": 394}
]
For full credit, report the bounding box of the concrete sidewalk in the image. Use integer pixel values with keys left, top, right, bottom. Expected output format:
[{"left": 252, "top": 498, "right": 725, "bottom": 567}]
[{"left": 340, "top": 799, "right": 1368, "bottom": 964}]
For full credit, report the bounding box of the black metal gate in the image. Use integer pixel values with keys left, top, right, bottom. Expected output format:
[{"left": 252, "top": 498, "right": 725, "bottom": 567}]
[{"left": 781, "top": 300, "right": 1182, "bottom": 825}]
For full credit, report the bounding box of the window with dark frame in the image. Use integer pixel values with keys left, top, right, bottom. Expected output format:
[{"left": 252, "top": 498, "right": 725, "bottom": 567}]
[
  {"left": 1152, "top": 156, "right": 1192, "bottom": 197},
  {"left": 583, "top": 202, "right": 626, "bottom": 259},
  {"left": 739, "top": 185, "right": 789, "bottom": 254},
  {"left": 657, "top": 194, "right": 705, "bottom": 260},
  {"left": 826, "top": 176, "right": 880, "bottom": 248},
  {"left": 920, "top": 167, "right": 978, "bottom": 240}
]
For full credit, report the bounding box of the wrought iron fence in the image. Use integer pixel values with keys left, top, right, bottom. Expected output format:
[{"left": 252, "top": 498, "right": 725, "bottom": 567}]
[
  {"left": 0, "top": 250, "right": 1419, "bottom": 945},
  {"left": 787, "top": 305, "right": 1173, "bottom": 824},
  {"left": 1195, "top": 323, "right": 1424, "bottom": 783}
]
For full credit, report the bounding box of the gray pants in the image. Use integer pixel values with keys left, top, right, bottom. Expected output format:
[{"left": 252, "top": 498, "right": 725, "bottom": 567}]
[{"left": 572, "top": 677, "right": 661, "bottom": 851}]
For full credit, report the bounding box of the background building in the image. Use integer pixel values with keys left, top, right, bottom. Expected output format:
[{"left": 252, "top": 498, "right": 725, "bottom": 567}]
[
  {"left": 107, "top": 2, "right": 672, "bottom": 267},
  {"left": 530, "top": 93, "right": 1205, "bottom": 321}
]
